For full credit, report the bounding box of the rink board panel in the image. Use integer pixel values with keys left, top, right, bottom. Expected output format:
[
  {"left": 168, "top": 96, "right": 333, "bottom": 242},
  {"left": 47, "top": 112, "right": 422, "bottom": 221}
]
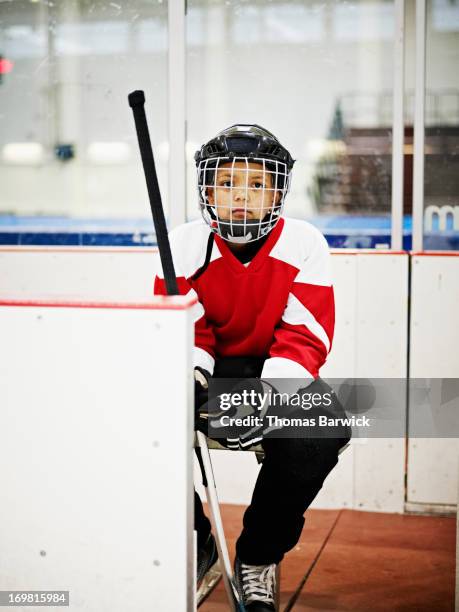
[
  {"left": 408, "top": 254, "right": 459, "bottom": 507},
  {"left": 319, "top": 253, "right": 408, "bottom": 513},
  {"left": 0, "top": 248, "right": 157, "bottom": 302},
  {"left": 0, "top": 300, "right": 194, "bottom": 612}
]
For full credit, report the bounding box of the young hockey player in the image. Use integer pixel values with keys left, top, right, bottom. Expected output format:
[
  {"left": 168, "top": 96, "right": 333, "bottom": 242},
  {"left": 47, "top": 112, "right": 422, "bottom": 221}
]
[{"left": 154, "top": 124, "right": 350, "bottom": 611}]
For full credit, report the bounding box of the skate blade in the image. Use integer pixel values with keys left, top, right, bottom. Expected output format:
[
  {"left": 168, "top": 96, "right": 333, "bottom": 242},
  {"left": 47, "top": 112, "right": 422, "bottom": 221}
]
[{"left": 197, "top": 560, "right": 222, "bottom": 606}]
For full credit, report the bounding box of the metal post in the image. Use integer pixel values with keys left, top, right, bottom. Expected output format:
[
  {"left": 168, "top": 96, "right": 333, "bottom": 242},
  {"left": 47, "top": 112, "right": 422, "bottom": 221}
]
[
  {"left": 412, "top": 0, "right": 427, "bottom": 252},
  {"left": 168, "top": 0, "right": 187, "bottom": 229},
  {"left": 391, "top": 0, "right": 405, "bottom": 251}
]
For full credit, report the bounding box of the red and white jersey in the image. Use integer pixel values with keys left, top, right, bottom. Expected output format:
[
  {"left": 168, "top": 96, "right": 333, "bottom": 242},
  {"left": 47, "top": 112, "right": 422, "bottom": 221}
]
[{"left": 154, "top": 217, "right": 334, "bottom": 381}]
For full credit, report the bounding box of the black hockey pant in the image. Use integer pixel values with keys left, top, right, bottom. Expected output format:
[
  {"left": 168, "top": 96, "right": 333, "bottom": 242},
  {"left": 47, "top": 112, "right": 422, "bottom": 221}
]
[{"left": 195, "top": 357, "right": 351, "bottom": 566}]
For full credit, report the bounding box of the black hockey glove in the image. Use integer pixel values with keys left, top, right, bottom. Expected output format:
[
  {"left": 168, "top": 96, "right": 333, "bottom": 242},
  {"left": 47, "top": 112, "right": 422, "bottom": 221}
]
[
  {"left": 194, "top": 367, "right": 211, "bottom": 432},
  {"left": 201, "top": 378, "right": 275, "bottom": 450},
  {"left": 201, "top": 376, "right": 352, "bottom": 449}
]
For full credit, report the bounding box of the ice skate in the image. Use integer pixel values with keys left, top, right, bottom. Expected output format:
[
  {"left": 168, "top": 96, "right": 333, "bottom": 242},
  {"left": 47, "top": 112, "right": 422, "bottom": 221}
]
[
  {"left": 233, "top": 557, "right": 277, "bottom": 611},
  {"left": 196, "top": 533, "right": 221, "bottom": 606}
]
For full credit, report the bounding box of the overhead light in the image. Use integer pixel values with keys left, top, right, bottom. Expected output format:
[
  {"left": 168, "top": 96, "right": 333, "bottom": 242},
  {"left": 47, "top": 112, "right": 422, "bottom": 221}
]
[
  {"left": 87, "top": 142, "right": 131, "bottom": 164},
  {"left": 2, "top": 142, "right": 44, "bottom": 164}
]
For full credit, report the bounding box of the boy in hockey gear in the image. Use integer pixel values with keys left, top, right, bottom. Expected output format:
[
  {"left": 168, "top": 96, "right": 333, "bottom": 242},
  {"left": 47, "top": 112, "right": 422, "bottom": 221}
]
[{"left": 154, "top": 124, "right": 350, "bottom": 611}]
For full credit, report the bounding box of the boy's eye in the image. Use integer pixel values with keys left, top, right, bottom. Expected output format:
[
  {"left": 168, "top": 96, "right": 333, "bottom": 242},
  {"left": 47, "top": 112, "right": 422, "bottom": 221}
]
[
  {"left": 220, "top": 180, "right": 232, "bottom": 188},
  {"left": 252, "top": 181, "right": 265, "bottom": 189}
]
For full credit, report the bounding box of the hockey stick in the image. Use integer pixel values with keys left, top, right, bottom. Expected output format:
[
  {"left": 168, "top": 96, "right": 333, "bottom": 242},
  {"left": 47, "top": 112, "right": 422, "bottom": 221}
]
[
  {"left": 128, "top": 90, "right": 178, "bottom": 296},
  {"left": 196, "top": 431, "right": 244, "bottom": 612},
  {"left": 128, "top": 90, "right": 243, "bottom": 611}
]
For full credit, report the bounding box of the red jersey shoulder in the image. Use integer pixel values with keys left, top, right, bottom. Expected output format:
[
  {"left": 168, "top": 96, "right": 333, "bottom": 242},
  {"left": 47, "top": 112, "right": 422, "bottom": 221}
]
[{"left": 269, "top": 217, "right": 332, "bottom": 286}]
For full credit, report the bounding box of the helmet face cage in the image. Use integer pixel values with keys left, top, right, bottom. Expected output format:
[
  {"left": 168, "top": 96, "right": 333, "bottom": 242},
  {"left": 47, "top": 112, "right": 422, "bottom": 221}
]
[{"left": 197, "top": 156, "right": 292, "bottom": 243}]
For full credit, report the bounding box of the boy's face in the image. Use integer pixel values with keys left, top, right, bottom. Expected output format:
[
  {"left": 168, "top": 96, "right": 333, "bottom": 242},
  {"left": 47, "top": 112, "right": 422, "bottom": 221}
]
[{"left": 206, "top": 161, "right": 281, "bottom": 221}]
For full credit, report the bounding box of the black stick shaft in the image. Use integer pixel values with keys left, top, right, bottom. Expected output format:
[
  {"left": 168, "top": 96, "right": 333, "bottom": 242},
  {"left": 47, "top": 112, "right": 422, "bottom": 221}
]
[{"left": 128, "top": 90, "right": 178, "bottom": 296}]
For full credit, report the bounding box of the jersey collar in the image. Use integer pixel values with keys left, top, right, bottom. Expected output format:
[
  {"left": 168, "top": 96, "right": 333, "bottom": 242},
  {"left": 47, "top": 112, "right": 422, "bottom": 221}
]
[{"left": 214, "top": 217, "right": 285, "bottom": 273}]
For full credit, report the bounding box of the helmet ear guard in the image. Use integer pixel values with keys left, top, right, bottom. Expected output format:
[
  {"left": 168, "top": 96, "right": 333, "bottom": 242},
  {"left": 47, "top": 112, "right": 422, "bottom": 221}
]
[{"left": 195, "top": 125, "right": 294, "bottom": 244}]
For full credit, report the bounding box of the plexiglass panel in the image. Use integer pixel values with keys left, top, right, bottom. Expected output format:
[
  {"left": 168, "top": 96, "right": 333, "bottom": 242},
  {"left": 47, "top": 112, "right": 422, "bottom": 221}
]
[
  {"left": 0, "top": 1, "right": 168, "bottom": 221},
  {"left": 186, "top": 0, "right": 395, "bottom": 249},
  {"left": 423, "top": 0, "right": 459, "bottom": 250}
]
